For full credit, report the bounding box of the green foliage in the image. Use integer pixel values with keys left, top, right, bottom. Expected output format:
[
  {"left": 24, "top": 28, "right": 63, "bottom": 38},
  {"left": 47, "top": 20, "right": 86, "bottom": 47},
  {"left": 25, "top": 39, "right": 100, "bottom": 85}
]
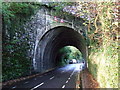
[
  {"left": 2, "top": 2, "right": 41, "bottom": 81},
  {"left": 88, "top": 2, "right": 118, "bottom": 88},
  {"left": 47, "top": 2, "right": 74, "bottom": 9},
  {"left": 2, "top": 2, "right": 41, "bottom": 39},
  {"left": 45, "top": 2, "right": 85, "bottom": 24},
  {"left": 58, "top": 46, "right": 83, "bottom": 66},
  {"left": 3, "top": 41, "right": 31, "bottom": 81}
]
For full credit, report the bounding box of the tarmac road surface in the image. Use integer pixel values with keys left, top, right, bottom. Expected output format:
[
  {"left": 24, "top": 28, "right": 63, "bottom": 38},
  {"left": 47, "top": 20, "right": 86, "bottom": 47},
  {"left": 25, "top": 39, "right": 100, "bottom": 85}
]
[{"left": 3, "top": 64, "right": 82, "bottom": 89}]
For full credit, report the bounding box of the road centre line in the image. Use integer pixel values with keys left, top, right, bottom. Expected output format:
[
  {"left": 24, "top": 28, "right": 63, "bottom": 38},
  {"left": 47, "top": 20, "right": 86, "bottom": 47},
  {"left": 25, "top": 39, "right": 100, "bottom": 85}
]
[
  {"left": 62, "top": 85, "right": 65, "bottom": 88},
  {"left": 24, "top": 81, "right": 29, "bottom": 84},
  {"left": 50, "top": 76, "right": 55, "bottom": 80},
  {"left": 68, "top": 69, "right": 75, "bottom": 80},
  {"left": 30, "top": 82, "right": 44, "bottom": 90},
  {"left": 65, "top": 80, "right": 68, "bottom": 83},
  {"left": 12, "top": 86, "right": 17, "bottom": 89},
  {"left": 62, "top": 68, "right": 75, "bottom": 88},
  {"left": 69, "top": 68, "right": 76, "bottom": 78}
]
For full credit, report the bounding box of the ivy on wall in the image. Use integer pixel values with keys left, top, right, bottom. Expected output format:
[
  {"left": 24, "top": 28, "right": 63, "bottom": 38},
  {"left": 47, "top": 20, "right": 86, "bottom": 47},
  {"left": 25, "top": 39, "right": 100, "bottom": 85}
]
[
  {"left": 2, "top": 2, "right": 41, "bottom": 81},
  {"left": 87, "top": 2, "right": 118, "bottom": 88}
]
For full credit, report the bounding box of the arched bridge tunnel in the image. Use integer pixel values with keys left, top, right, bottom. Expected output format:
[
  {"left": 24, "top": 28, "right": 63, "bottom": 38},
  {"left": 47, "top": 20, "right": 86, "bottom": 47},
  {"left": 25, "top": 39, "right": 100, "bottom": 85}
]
[{"left": 34, "top": 26, "right": 87, "bottom": 73}]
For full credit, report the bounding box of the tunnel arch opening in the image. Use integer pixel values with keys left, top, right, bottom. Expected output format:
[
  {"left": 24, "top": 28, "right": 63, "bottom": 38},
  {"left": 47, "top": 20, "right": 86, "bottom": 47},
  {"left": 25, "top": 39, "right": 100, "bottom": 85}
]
[
  {"left": 56, "top": 46, "right": 84, "bottom": 66},
  {"left": 35, "top": 26, "right": 87, "bottom": 72}
]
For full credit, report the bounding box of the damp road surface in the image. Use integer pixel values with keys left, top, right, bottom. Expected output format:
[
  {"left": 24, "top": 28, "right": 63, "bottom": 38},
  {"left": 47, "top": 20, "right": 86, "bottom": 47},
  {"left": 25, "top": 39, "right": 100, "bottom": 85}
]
[{"left": 3, "top": 64, "right": 82, "bottom": 89}]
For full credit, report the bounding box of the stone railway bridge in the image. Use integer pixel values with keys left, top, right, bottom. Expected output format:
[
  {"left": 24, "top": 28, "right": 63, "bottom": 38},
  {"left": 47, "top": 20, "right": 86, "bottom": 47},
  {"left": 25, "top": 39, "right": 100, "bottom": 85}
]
[{"left": 25, "top": 9, "right": 88, "bottom": 73}]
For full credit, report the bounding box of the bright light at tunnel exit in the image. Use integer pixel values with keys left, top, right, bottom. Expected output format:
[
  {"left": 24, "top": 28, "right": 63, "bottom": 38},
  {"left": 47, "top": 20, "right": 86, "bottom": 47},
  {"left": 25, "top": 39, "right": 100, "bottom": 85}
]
[{"left": 57, "top": 46, "right": 84, "bottom": 66}]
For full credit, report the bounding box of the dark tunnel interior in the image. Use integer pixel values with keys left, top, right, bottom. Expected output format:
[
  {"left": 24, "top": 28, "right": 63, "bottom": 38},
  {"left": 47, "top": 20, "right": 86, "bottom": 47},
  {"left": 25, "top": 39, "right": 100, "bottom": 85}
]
[{"left": 35, "top": 26, "right": 87, "bottom": 72}]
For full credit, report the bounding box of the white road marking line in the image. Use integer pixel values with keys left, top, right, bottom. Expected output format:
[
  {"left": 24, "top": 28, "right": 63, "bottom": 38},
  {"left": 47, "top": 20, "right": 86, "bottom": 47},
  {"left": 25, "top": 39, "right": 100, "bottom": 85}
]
[
  {"left": 62, "top": 85, "right": 65, "bottom": 88},
  {"left": 65, "top": 80, "right": 68, "bottom": 83},
  {"left": 12, "top": 86, "right": 16, "bottom": 89},
  {"left": 24, "top": 81, "right": 29, "bottom": 84},
  {"left": 50, "top": 76, "right": 55, "bottom": 80},
  {"left": 31, "top": 82, "right": 44, "bottom": 90},
  {"left": 68, "top": 77, "right": 71, "bottom": 80},
  {"left": 70, "top": 73, "right": 73, "bottom": 77},
  {"left": 61, "top": 71, "right": 65, "bottom": 73},
  {"left": 70, "top": 68, "right": 75, "bottom": 77}
]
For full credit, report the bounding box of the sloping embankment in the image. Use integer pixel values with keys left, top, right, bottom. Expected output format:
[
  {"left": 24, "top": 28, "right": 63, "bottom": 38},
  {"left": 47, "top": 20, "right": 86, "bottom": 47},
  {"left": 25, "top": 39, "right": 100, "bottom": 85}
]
[{"left": 80, "top": 68, "right": 99, "bottom": 88}]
